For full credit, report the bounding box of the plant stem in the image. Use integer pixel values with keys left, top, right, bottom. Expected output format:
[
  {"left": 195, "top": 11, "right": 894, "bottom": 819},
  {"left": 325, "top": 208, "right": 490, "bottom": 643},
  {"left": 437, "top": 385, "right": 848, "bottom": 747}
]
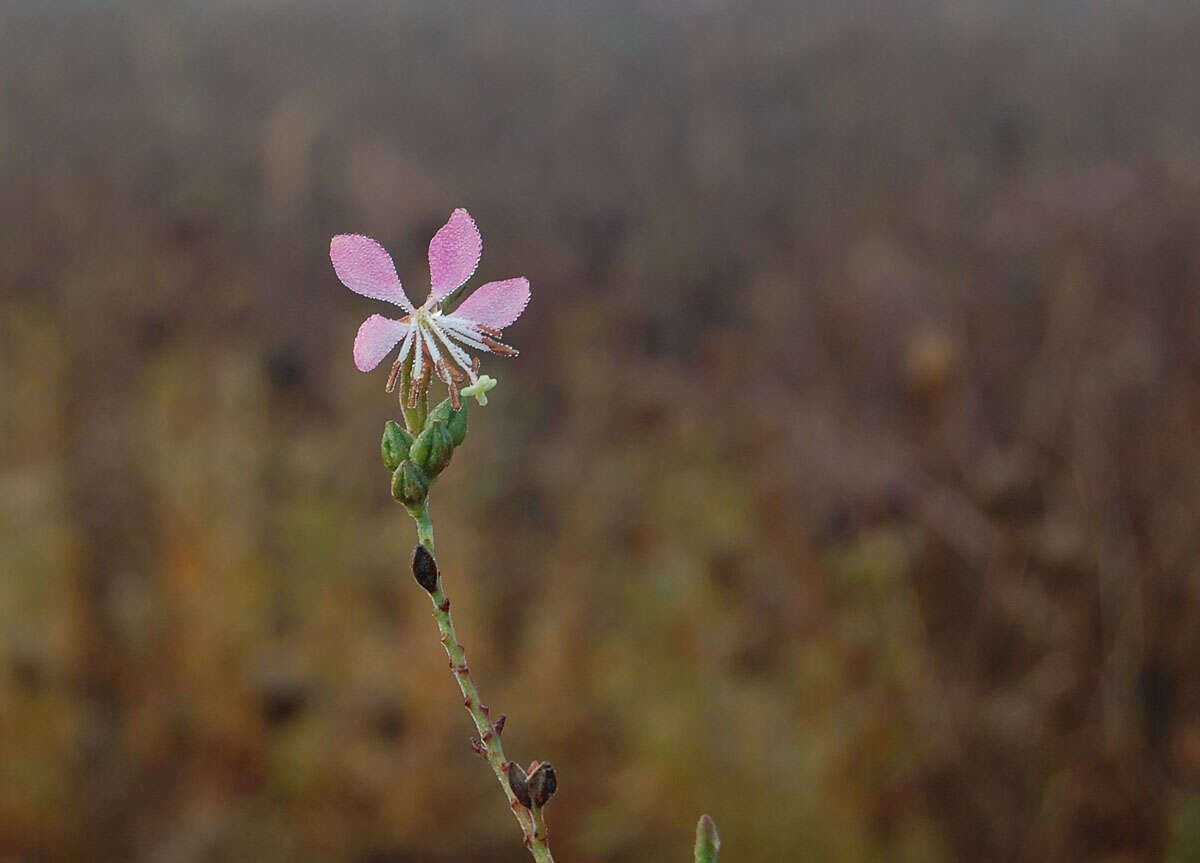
[
  {"left": 410, "top": 500, "right": 555, "bottom": 863},
  {"left": 532, "top": 806, "right": 549, "bottom": 844}
]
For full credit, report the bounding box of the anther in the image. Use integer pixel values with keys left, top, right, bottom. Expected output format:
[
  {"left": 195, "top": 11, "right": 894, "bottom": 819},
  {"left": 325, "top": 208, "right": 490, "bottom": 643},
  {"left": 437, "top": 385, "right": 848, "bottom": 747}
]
[
  {"left": 385, "top": 358, "right": 403, "bottom": 393},
  {"left": 481, "top": 336, "right": 519, "bottom": 357}
]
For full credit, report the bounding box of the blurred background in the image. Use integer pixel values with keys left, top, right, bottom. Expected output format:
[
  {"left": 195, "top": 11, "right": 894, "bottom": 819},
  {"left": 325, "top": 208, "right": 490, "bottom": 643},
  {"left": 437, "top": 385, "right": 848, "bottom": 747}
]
[{"left": 2, "top": 1, "right": 1200, "bottom": 860}]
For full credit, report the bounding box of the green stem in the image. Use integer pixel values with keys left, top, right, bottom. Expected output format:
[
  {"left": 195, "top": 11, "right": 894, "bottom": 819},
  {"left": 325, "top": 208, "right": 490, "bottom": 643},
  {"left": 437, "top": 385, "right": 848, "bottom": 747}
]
[
  {"left": 532, "top": 806, "right": 549, "bottom": 844},
  {"left": 410, "top": 500, "right": 555, "bottom": 863},
  {"left": 399, "top": 361, "right": 419, "bottom": 434}
]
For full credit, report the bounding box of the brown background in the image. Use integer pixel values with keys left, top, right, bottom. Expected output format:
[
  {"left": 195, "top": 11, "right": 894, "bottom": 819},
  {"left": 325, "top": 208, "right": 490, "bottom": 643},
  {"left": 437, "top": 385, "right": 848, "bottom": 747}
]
[{"left": 2, "top": 1, "right": 1200, "bottom": 860}]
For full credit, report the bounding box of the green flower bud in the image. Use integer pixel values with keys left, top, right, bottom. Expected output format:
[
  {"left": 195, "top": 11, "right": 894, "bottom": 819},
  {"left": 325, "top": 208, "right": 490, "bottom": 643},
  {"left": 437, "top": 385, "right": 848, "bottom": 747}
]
[
  {"left": 381, "top": 421, "right": 414, "bottom": 471},
  {"left": 694, "top": 815, "right": 720, "bottom": 863},
  {"left": 426, "top": 420, "right": 455, "bottom": 475},
  {"left": 527, "top": 761, "right": 557, "bottom": 808},
  {"left": 427, "top": 398, "right": 469, "bottom": 447},
  {"left": 410, "top": 420, "right": 454, "bottom": 477},
  {"left": 391, "top": 460, "right": 429, "bottom": 507},
  {"left": 408, "top": 424, "right": 432, "bottom": 469}
]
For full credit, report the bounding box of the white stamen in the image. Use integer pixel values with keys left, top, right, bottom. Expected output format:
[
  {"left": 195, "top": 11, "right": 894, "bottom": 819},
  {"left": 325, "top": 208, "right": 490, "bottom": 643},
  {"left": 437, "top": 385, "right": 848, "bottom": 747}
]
[{"left": 428, "top": 318, "right": 479, "bottom": 383}]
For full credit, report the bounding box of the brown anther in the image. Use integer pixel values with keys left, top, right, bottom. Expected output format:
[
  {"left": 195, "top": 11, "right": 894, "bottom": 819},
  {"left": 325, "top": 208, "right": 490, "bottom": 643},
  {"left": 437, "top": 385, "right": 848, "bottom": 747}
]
[
  {"left": 481, "top": 336, "right": 519, "bottom": 357},
  {"left": 447, "top": 376, "right": 461, "bottom": 410},
  {"left": 477, "top": 324, "right": 503, "bottom": 339},
  {"left": 385, "top": 358, "right": 403, "bottom": 393},
  {"left": 471, "top": 356, "right": 481, "bottom": 374},
  {"left": 407, "top": 364, "right": 432, "bottom": 408}
]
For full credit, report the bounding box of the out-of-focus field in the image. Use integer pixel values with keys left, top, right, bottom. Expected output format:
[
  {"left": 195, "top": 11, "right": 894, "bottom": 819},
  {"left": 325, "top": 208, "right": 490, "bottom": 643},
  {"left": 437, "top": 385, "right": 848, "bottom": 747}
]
[{"left": 2, "top": 1, "right": 1200, "bottom": 860}]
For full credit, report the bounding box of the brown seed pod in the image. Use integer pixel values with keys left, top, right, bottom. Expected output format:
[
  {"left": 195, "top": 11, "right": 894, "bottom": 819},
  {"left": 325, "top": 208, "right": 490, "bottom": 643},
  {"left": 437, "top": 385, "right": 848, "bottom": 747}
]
[
  {"left": 411, "top": 544, "right": 438, "bottom": 592},
  {"left": 527, "top": 761, "right": 557, "bottom": 808},
  {"left": 506, "top": 761, "right": 532, "bottom": 808}
]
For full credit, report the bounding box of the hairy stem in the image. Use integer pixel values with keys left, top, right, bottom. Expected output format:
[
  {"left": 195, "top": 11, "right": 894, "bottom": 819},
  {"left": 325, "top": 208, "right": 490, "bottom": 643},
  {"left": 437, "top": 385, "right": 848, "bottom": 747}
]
[{"left": 410, "top": 500, "right": 554, "bottom": 863}]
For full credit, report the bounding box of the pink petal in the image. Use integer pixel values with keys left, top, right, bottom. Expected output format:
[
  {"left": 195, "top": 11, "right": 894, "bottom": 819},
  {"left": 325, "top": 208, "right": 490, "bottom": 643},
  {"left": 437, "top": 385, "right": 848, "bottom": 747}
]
[
  {"left": 453, "top": 278, "right": 531, "bottom": 330},
  {"left": 331, "top": 234, "right": 413, "bottom": 309},
  {"left": 353, "top": 314, "right": 409, "bottom": 372},
  {"left": 427, "top": 208, "right": 482, "bottom": 302}
]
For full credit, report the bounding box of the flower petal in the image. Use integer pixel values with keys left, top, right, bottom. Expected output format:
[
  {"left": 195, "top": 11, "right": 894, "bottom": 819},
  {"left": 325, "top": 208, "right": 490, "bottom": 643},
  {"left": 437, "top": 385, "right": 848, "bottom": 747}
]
[
  {"left": 331, "top": 234, "right": 413, "bottom": 309},
  {"left": 427, "top": 208, "right": 482, "bottom": 302},
  {"left": 353, "top": 314, "right": 409, "bottom": 372},
  {"left": 452, "top": 278, "right": 530, "bottom": 330}
]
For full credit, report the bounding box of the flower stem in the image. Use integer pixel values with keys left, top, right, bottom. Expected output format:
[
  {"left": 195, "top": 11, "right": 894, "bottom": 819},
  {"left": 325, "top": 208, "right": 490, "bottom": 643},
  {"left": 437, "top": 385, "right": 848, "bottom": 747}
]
[
  {"left": 410, "top": 500, "right": 555, "bottom": 863},
  {"left": 532, "top": 806, "right": 549, "bottom": 844}
]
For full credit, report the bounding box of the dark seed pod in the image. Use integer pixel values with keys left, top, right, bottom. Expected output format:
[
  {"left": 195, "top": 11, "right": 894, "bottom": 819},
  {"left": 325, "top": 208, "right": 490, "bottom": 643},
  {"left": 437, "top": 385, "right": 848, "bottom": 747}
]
[
  {"left": 506, "top": 761, "right": 532, "bottom": 808},
  {"left": 411, "top": 544, "right": 439, "bottom": 592},
  {"left": 527, "top": 761, "right": 557, "bottom": 808}
]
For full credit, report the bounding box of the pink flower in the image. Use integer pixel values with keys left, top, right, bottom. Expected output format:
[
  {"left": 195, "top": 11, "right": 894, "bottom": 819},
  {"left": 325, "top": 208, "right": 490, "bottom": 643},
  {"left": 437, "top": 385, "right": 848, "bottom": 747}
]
[{"left": 331, "top": 208, "right": 530, "bottom": 408}]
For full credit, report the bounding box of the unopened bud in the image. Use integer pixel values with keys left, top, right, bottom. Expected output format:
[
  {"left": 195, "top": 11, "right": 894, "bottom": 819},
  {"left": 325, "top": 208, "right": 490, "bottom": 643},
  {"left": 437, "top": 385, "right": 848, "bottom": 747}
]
[
  {"left": 427, "top": 398, "right": 469, "bottom": 447},
  {"left": 381, "top": 421, "right": 414, "bottom": 471},
  {"left": 427, "top": 421, "right": 455, "bottom": 475},
  {"left": 391, "top": 460, "right": 429, "bottom": 507},
  {"left": 527, "top": 761, "right": 557, "bottom": 808},
  {"left": 506, "top": 761, "right": 532, "bottom": 808},
  {"left": 409, "top": 421, "right": 454, "bottom": 477},
  {"left": 694, "top": 814, "right": 721, "bottom": 863},
  {"left": 411, "top": 544, "right": 438, "bottom": 592}
]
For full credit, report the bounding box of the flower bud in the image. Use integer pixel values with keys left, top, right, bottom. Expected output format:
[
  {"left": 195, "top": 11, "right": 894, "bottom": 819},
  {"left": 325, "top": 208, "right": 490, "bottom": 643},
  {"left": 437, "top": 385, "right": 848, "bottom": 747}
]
[
  {"left": 527, "top": 761, "right": 557, "bottom": 808},
  {"left": 409, "top": 420, "right": 455, "bottom": 477},
  {"left": 391, "top": 460, "right": 429, "bottom": 507},
  {"left": 445, "top": 403, "right": 468, "bottom": 446},
  {"left": 694, "top": 814, "right": 721, "bottom": 863},
  {"left": 381, "top": 421, "right": 414, "bottom": 471},
  {"left": 408, "top": 425, "right": 431, "bottom": 468},
  {"left": 428, "top": 398, "right": 469, "bottom": 447},
  {"left": 411, "top": 544, "right": 438, "bottom": 592},
  {"left": 426, "top": 421, "right": 455, "bottom": 476},
  {"left": 506, "top": 761, "right": 532, "bottom": 808}
]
